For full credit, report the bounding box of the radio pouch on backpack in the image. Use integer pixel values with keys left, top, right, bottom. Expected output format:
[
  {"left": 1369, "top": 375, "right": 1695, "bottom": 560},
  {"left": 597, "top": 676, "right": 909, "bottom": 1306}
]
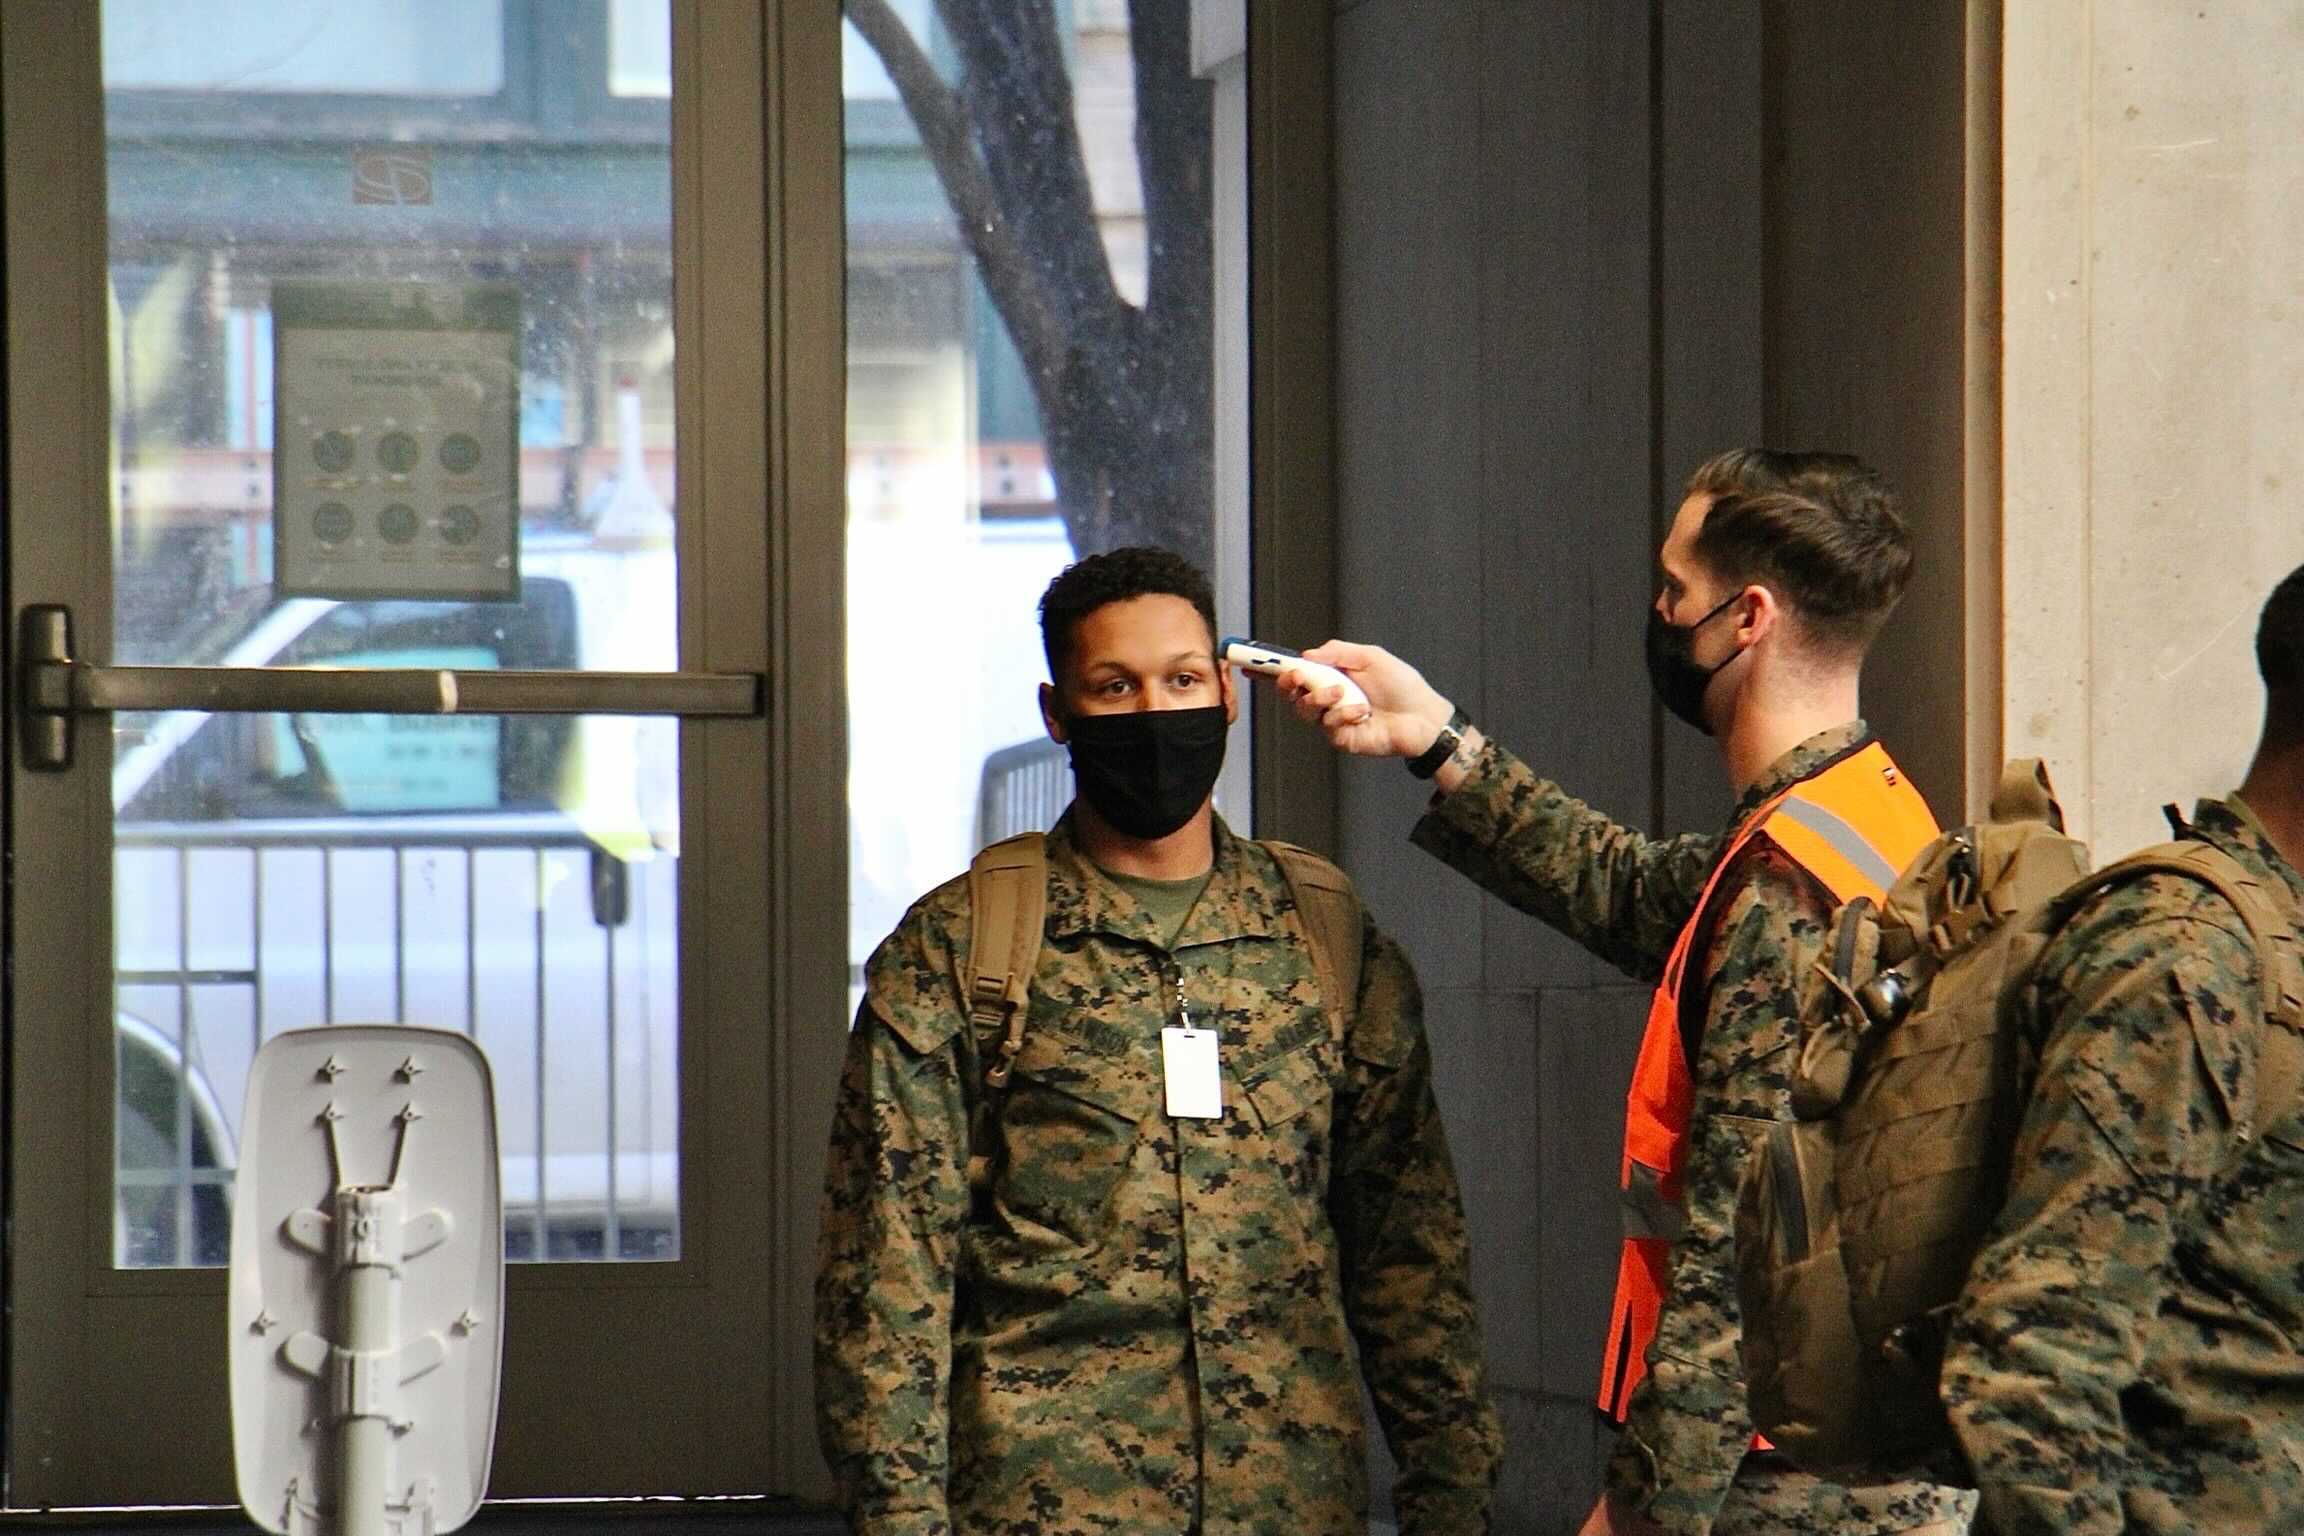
[{"left": 1734, "top": 759, "right": 2304, "bottom": 1481}]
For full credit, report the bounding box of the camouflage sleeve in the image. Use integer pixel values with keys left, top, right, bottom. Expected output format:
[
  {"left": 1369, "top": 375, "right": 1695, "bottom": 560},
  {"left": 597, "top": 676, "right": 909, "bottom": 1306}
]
[
  {"left": 813, "top": 992, "right": 972, "bottom": 1535},
  {"left": 1329, "top": 914, "right": 1504, "bottom": 1535},
  {"left": 1409, "top": 736, "right": 1720, "bottom": 983},
  {"left": 1606, "top": 846, "right": 1822, "bottom": 1533},
  {"left": 1943, "top": 895, "right": 2256, "bottom": 1536}
]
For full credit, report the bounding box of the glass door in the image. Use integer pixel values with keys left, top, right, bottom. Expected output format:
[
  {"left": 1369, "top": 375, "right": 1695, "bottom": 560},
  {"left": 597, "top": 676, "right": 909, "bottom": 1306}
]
[
  {"left": 839, "top": 0, "right": 1251, "bottom": 1000},
  {"left": 2, "top": 0, "right": 843, "bottom": 1506}
]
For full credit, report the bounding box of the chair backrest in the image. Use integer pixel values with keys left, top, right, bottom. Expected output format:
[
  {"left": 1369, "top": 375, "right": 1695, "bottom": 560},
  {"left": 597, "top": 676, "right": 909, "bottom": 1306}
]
[{"left": 975, "top": 735, "right": 1071, "bottom": 848}]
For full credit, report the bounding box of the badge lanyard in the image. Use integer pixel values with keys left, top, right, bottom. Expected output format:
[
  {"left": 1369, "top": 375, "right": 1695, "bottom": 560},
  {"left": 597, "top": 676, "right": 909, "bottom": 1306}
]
[{"left": 1160, "top": 954, "right": 1232, "bottom": 1120}]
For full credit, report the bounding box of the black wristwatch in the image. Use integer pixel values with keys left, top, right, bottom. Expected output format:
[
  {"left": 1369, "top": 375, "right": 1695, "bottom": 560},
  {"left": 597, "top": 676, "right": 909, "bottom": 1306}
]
[{"left": 1406, "top": 707, "right": 1471, "bottom": 779}]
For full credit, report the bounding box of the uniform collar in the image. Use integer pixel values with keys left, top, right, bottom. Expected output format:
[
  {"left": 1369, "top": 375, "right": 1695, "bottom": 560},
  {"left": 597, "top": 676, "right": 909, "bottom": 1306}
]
[
  {"left": 2194, "top": 794, "right": 2304, "bottom": 913},
  {"left": 1727, "top": 720, "right": 1873, "bottom": 830},
  {"left": 1045, "top": 812, "right": 1291, "bottom": 951}
]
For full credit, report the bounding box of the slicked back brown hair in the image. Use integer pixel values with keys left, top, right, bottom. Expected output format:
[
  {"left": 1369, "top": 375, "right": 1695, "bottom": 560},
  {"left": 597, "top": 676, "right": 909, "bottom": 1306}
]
[{"left": 1683, "top": 448, "right": 1913, "bottom": 656}]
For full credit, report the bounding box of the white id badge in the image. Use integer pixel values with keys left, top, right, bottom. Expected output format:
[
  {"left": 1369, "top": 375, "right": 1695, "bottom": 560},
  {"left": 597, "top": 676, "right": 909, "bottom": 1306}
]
[{"left": 1160, "top": 1027, "right": 1223, "bottom": 1119}]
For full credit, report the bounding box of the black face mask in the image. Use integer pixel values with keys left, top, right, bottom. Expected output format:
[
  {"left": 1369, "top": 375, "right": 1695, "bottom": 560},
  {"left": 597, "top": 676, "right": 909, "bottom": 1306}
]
[
  {"left": 1644, "top": 592, "right": 1746, "bottom": 736},
  {"left": 1062, "top": 705, "right": 1231, "bottom": 840}
]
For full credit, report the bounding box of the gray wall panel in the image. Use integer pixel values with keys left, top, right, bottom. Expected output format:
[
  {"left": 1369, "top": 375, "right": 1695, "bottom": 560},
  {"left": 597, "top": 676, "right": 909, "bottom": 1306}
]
[
  {"left": 1332, "top": 2, "right": 1971, "bottom": 1529},
  {"left": 1765, "top": 1, "right": 1972, "bottom": 823},
  {"left": 1470, "top": 0, "right": 1659, "bottom": 998},
  {"left": 1657, "top": 0, "right": 1767, "bottom": 841},
  {"left": 1429, "top": 987, "right": 1543, "bottom": 1392},
  {"left": 1336, "top": 3, "right": 1689, "bottom": 1527},
  {"left": 1497, "top": 1391, "right": 1616, "bottom": 1535},
  {"left": 1535, "top": 984, "right": 1649, "bottom": 1400},
  {"left": 1335, "top": 0, "right": 1487, "bottom": 986}
]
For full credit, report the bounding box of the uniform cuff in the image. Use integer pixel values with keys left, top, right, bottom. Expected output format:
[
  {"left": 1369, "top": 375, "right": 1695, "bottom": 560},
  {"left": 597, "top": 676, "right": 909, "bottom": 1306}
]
[{"left": 1605, "top": 1410, "right": 1743, "bottom": 1536}]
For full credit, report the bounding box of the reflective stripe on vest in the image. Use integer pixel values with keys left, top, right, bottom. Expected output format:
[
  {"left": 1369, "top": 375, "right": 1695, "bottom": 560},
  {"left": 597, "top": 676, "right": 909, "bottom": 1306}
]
[{"left": 1596, "top": 741, "right": 1937, "bottom": 1426}]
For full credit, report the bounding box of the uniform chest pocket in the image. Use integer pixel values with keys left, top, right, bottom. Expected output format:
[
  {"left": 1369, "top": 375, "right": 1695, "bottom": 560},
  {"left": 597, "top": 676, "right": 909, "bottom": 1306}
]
[
  {"left": 1239, "top": 1045, "right": 1340, "bottom": 1205},
  {"left": 984, "top": 1026, "right": 1156, "bottom": 1246},
  {"left": 1002, "top": 1024, "right": 1158, "bottom": 1122},
  {"left": 1242, "top": 1046, "right": 1331, "bottom": 1130}
]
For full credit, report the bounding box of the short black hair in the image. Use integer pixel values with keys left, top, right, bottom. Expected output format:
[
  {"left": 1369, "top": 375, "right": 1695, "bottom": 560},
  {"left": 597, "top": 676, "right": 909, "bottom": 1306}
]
[
  {"left": 1683, "top": 448, "right": 1913, "bottom": 655},
  {"left": 1039, "top": 546, "right": 1219, "bottom": 685},
  {"left": 2258, "top": 563, "right": 2304, "bottom": 716}
]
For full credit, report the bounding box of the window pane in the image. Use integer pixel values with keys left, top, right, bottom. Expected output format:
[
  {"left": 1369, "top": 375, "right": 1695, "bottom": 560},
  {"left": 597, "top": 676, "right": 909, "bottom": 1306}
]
[
  {"left": 103, "top": 0, "right": 506, "bottom": 96},
  {"left": 842, "top": 1, "right": 1246, "bottom": 995},
  {"left": 104, "top": 0, "right": 681, "bottom": 1266},
  {"left": 608, "top": 0, "right": 672, "bottom": 99}
]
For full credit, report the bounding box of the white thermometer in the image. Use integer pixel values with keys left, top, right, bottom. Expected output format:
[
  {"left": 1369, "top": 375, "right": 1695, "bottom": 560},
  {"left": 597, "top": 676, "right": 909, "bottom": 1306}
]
[{"left": 1221, "top": 637, "right": 1371, "bottom": 717}]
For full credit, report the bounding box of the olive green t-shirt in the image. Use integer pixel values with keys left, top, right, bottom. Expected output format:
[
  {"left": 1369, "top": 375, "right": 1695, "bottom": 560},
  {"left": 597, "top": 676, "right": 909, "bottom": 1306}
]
[{"left": 1098, "top": 865, "right": 1215, "bottom": 951}]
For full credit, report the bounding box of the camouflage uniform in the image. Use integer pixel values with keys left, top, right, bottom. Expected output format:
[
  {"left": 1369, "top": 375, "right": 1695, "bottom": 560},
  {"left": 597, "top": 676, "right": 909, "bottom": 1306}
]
[
  {"left": 815, "top": 814, "right": 1501, "bottom": 1535},
  {"left": 1943, "top": 796, "right": 2304, "bottom": 1536},
  {"left": 1411, "top": 723, "right": 1973, "bottom": 1535}
]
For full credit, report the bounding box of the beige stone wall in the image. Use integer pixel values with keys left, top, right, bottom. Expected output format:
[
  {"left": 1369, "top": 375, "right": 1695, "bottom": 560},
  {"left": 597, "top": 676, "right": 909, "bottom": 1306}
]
[{"left": 2000, "top": 1, "right": 2304, "bottom": 856}]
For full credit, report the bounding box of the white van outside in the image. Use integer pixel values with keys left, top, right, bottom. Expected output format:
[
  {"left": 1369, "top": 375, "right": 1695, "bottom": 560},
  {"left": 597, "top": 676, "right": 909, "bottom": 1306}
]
[{"left": 111, "top": 532, "right": 679, "bottom": 1267}]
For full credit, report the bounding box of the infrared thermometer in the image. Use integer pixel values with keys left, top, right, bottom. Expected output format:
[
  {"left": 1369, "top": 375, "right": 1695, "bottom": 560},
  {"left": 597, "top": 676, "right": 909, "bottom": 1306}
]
[{"left": 1221, "top": 637, "right": 1371, "bottom": 718}]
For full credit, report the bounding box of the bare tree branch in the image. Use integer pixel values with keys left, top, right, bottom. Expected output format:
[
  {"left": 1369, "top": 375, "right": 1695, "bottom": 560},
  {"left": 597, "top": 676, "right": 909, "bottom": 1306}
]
[
  {"left": 1127, "top": 0, "right": 1210, "bottom": 332},
  {"left": 842, "top": 0, "right": 1070, "bottom": 386},
  {"left": 846, "top": 0, "right": 1214, "bottom": 563},
  {"left": 934, "top": 0, "right": 1121, "bottom": 326}
]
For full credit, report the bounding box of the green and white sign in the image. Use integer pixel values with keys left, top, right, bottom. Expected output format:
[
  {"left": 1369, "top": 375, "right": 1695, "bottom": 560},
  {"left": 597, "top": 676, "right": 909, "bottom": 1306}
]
[
  {"left": 273, "top": 281, "right": 520, "bottom": 600},
  {"left": 270, "top": 646, "right": 504, "bottom": 813}
]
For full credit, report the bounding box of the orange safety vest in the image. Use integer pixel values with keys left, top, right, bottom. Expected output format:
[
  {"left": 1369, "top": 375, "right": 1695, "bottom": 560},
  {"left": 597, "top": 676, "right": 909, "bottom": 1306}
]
[{"left": 1596, "top": 740, "right": 1937, "bottom": 1427}]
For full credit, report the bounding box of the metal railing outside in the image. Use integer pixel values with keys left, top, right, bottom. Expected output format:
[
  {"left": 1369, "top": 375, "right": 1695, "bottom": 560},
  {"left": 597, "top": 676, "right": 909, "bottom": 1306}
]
[
  {"left": 113, "top": 817, "right": 679, "bottom": 1268},
  {"left": 975, "top": 736, "right": 1070, "bottom": 848}
]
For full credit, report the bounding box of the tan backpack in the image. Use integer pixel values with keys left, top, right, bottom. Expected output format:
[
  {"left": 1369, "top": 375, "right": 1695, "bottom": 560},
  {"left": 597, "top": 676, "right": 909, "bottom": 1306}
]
[
  {"left": 1734, "top": 760, "right": 2304, "bottom": 1480},
  {"left": 962, "top": 831, "right": 1363, "bottom": 1086}
]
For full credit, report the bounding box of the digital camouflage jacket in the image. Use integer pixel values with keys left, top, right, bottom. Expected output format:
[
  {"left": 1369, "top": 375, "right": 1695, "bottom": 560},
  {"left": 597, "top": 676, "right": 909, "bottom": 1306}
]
[
  {"left": 1410, "top": 723, "right": 1970, "bottom": 1535},
  {"left": 814, "top": 814, "right": 1501, "bottom": 1536},
  {"left": 1944, "top": 796, "right": 2304, "bottom": 1536}
]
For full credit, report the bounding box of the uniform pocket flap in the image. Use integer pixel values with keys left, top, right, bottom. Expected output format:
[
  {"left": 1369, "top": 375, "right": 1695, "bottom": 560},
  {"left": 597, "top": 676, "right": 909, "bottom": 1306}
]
[
  {"left": 1241, "top": 1047, "right": 1329, "bottom": 1131},
  {"left": 1007, "top": 1027, "right": 1159, "bottom": 1125},
  {"left": 862, "top": 943, "right": 966, "bottom": 1059}
]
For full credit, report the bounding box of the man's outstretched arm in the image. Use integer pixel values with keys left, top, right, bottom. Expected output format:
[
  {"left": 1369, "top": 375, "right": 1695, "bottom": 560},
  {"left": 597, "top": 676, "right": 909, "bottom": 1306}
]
[
  {"left": 1411, "top": 736, "right": 1718, "bottom": 983},
  {"left": 1280, "top": 639, "right": 1717, "bottom": 982}
]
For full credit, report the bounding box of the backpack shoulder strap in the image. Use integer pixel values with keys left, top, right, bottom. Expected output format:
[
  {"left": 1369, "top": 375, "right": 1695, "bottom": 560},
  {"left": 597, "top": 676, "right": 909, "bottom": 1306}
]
[
  {"left": 966, "top": 832, "right": 1048, "bottom": 1087},
  {"left": 2076, "top": 840, "right": 2304, "bottom": 1130},
  {"left": 1260, "top": 839, "right": 1363, "bottom": 1032},
  {"left": 2170, "top": 842, "right": 2304, "bottom": 1131}
]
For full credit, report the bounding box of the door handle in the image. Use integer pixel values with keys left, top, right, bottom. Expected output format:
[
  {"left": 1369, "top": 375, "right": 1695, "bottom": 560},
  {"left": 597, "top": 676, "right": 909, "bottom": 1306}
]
[{"left": 17, "top": 604, "right": 764, "bottom": 771}]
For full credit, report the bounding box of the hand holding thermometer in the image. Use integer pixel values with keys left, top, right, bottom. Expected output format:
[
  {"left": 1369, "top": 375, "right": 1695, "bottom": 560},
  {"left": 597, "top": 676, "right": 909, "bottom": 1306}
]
[{"left": 1221, "top": 637, "right": 1371, "bottom": 721}]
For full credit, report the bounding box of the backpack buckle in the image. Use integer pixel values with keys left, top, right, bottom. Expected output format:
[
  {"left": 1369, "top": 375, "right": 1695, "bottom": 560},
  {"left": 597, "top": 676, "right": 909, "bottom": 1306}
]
[
  {"left": 971, "top": 976, "right": 1026, "bottom": 1086},
  {"left": 1855, "top": 967, "right": 1914, "bottom": 1029}
]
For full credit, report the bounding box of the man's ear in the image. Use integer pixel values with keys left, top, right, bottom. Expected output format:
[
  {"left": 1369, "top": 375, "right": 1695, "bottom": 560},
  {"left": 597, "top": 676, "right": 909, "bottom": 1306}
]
[
  {"left": 1737, "top": 583, "right": 1782, "bottom": 649},
  {"left": 1040, "top": 681, "right": 1067, "bottom": 745}
]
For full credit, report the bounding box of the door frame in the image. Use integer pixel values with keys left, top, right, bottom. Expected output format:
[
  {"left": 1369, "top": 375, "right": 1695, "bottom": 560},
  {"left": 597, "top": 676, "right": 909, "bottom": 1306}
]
[{"left": 0, "top": 0, "right": 849, "bottom": 1505}]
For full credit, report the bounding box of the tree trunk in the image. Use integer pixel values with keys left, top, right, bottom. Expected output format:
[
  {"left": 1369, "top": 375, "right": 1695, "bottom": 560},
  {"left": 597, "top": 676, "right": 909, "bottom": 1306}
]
[{"left": 847, "top": 0, "right": 1215, "bottom": 567}]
